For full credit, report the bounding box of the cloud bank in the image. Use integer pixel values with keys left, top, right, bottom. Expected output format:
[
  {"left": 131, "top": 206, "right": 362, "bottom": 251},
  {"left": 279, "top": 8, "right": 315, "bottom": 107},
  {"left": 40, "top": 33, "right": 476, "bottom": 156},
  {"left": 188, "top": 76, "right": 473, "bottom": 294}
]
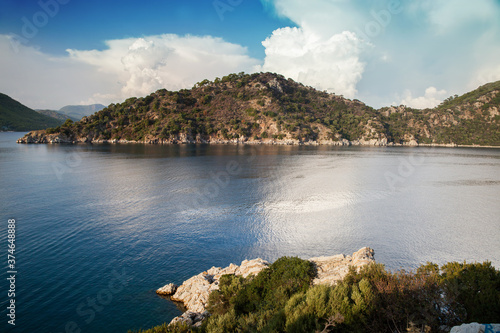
[{"left": 0, "top": 34, "right": 259, "bottom": 109}]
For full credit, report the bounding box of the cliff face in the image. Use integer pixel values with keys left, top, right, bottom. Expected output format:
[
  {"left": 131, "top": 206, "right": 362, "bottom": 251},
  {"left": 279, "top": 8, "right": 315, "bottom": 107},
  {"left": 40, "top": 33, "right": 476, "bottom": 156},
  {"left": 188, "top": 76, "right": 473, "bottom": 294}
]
[{"left": 17, "top": 73, "right": 500, "bottom": 146}]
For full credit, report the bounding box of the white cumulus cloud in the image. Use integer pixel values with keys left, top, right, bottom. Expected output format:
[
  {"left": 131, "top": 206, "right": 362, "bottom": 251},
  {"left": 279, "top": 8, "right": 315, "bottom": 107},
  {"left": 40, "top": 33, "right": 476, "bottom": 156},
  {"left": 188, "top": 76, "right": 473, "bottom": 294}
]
[
  {"left": 259, "top": 27, "right": 366, "bottom": 98},
  {"left": 400, "top": 86, "right": 448, "bottom": 109},
  {"left": 67, "top": 34, "right": 260, "bottom": 104}
]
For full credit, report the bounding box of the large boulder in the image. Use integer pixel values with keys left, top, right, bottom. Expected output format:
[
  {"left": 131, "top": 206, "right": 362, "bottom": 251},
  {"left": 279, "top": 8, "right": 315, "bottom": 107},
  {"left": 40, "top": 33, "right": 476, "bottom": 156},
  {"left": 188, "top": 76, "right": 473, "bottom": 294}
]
[
  {"left": 169, "top": 310, "right": 210, "bottom": 328},
  {"left": 309, "top": 247, "right": 375, "bottom": 285}
]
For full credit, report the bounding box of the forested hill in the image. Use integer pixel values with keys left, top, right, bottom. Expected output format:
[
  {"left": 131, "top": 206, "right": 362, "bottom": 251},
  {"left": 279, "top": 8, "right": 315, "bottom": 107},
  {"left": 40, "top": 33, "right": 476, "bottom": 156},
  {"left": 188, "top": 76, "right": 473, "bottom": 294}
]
[{"left": 17, "top": 72, "right": 500, "bottom": 146}]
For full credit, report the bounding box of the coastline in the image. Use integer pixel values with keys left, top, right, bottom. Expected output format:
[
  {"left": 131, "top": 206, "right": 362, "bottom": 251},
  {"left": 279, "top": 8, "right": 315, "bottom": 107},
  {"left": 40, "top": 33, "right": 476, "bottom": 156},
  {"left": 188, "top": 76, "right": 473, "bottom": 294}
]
[{"left": 15, "top": 132, "right": 500, "bottom": 148}]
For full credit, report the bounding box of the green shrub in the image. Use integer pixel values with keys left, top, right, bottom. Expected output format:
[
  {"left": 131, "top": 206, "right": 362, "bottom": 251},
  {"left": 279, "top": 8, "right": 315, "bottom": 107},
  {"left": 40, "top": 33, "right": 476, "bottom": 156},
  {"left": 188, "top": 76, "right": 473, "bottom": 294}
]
[
  {"left": 205, "top": 309, "right": 238, "bottom": 333},
  {"left": 206, "top": 257, "right": 314, "bottom": 332},
  {"left": 440, "top": 261, "right": 500, "bottom": 324},
  {"left": 45, "top": 127, "right": 59, "bottom": 134},
  {"left": 128, "top": 321, "right": 198, "bottom": 333}
]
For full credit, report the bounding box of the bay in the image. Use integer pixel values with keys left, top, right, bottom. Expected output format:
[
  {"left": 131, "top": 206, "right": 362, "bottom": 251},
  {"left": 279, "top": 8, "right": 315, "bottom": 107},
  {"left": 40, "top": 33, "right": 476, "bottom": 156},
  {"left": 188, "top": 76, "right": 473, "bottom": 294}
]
[{"left": 0, "top": 131, "right": 499, "bottom": 332}]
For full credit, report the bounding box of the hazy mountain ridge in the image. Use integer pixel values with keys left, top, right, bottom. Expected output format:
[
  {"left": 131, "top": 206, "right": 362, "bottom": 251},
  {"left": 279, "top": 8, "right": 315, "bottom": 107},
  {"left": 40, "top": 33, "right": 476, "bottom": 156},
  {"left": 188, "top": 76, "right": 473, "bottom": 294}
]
[
  {"left": 59, "top": 104, "right": 106, "bottom": 121},
  {"left": 35, "top": 109, "right": 75, "bottom": 122},
  {"left": 36, "top": 104, "right": 107, "bottom": 122},
  {"left": 17, "top": 73, "right": 500, "bottom": 146}
]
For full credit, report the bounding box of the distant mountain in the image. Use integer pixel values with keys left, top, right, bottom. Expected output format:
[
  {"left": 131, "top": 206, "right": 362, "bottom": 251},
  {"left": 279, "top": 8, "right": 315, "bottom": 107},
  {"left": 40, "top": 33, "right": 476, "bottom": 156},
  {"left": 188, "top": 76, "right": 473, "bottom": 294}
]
[
  {"left": 36, "top": 109, "right": 75, "bottom": 122},
  {"left": 35, "top": 104, "right": 105, "bottom": 122},
  {"left": 59, "top": 104, "right": 106, "bottom": 121},
  {"left": 16, "top": 72, "right": 500, "bottom": 146},
  {"left": 0, "top": 93, "right": 64, "bottom": 131}
]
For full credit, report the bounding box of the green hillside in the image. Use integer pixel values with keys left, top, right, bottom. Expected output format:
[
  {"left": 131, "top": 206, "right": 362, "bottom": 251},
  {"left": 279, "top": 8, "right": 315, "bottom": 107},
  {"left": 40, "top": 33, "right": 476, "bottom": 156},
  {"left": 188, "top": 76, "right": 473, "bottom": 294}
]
[
  {"left": 16, "top": 73, "right": 500, "bottom": 145},
  {"left": 0, "top": 93, "right": 63, "bottom": 131}
]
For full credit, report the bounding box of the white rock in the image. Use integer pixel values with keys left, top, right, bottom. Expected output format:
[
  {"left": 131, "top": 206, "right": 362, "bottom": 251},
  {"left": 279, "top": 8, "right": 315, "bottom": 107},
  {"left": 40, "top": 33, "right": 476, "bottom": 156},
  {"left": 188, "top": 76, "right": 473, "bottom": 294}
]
[
  {"left": 450, "top": 323, "right": 500, "bottom": 333},
  {"left": 309, "top": 247, "right": 375, "bottom": 286},
  {"left": 170, "top": 258, "right": 269, "bottom": 313},
  {"left": 156, "top": 283, "right": 178, "bottom": 295},
  {"left": 169, "top": 310, "right": 209, "bottom": 327}
]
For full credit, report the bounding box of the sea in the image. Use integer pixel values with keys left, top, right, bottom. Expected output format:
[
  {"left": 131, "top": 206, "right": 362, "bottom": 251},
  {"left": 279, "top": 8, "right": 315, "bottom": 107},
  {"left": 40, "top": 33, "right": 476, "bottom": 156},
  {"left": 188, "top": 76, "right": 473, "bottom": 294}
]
[{"left": 0, "top": 131, "right": 499, "bottom": 332}]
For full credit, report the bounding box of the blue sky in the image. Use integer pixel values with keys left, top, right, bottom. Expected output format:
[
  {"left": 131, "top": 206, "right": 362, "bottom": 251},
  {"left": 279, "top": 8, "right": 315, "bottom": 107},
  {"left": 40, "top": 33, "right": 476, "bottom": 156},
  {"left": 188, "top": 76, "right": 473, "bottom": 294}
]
[
  {"left": 0, "top": 0, "right": 499, "bottom": 110},
  {"left": 0, "top": 0, "right": 292, "bottom": 58}
]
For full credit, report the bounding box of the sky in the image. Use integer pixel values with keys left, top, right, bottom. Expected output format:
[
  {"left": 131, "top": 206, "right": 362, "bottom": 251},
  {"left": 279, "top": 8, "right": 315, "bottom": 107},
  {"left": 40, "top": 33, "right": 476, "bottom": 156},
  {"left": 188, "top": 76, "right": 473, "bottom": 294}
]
[{"left": 0, "top": 0, "right": 499, "bottom": 110}]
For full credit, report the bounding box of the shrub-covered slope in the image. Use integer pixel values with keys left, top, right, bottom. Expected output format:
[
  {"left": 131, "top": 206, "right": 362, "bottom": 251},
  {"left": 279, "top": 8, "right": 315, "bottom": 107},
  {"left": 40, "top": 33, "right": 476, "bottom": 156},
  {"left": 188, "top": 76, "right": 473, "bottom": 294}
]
[
  {"left": 17, "top": 73, "right": 500, "bottom": 145},
  {"left": 380, "top": 80, "right": 500, "bottom": 146}
]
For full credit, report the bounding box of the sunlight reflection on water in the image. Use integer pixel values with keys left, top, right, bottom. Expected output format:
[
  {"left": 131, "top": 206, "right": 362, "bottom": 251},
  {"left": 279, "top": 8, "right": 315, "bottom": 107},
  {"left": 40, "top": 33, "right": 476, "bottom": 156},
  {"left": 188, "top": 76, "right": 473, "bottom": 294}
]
[{"left": 1, "top": 132, "right": 499, "bottom": 333}]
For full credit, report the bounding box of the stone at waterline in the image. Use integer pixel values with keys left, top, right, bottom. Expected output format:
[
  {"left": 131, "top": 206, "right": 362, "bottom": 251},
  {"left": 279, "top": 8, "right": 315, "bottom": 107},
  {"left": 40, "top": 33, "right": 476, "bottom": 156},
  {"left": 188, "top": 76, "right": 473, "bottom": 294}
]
[{"left": 156, "top": 283, "right": 178, "bottom": 296}]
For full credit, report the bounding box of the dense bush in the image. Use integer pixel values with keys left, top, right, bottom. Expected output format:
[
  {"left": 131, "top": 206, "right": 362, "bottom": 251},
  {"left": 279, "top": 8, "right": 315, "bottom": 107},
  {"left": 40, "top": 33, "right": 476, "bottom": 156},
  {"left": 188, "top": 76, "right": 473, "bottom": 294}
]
[
  {"left": 439, "top": 261, "right": 500, "bottom": 323},
  {"left": 206, "top": 256, "right": 315, "bottom": 332}
]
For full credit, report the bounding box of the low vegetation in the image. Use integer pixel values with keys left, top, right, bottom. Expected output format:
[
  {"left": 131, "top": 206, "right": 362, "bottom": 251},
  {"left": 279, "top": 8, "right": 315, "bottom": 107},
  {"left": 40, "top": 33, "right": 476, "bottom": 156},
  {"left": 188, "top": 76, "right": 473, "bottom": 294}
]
[{"left": 130, "top": 259, "right": 500, "bottom": 333}]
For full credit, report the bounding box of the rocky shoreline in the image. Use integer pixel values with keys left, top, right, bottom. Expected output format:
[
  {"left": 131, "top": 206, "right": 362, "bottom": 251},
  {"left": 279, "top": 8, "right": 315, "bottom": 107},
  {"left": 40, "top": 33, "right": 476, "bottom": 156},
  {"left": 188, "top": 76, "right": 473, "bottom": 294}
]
[
  {"left": 156, "top": 247, "right": 375, "bottom": 328},
  {"left": 16, "top": 131, "right": 499, "bottom": 148}
]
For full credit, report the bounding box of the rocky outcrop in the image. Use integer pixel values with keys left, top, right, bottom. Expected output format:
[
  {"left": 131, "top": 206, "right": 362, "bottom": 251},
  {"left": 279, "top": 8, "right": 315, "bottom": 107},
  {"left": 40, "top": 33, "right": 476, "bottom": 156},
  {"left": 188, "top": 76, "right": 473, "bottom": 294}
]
[
  {"left": 162, "top": 248, "right": 375, "bottom": 327},
  {"left": 169, "top": 258, "right": 269, "bottom": 313},
  {"left": 16, "top": 131, "right": 73, "bottom": 144},
  {"left": 309, "top": 247, "right": 375, "bottom": 285},
  {"left": 156, "top": 283, "right": 178, "bottom": 295},
  {"left": 169, "top": 310, "right": 210, "bottom": 328},
  {"left": 450, "top": 323, "right": 500, "bottom": 333}
]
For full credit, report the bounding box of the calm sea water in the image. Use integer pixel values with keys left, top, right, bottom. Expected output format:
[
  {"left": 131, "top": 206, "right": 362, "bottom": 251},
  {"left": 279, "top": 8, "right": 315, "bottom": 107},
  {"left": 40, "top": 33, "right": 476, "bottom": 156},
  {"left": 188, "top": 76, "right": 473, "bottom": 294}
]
[{"left": 1, "top": 131, "right": 499, "bottom": 332}]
